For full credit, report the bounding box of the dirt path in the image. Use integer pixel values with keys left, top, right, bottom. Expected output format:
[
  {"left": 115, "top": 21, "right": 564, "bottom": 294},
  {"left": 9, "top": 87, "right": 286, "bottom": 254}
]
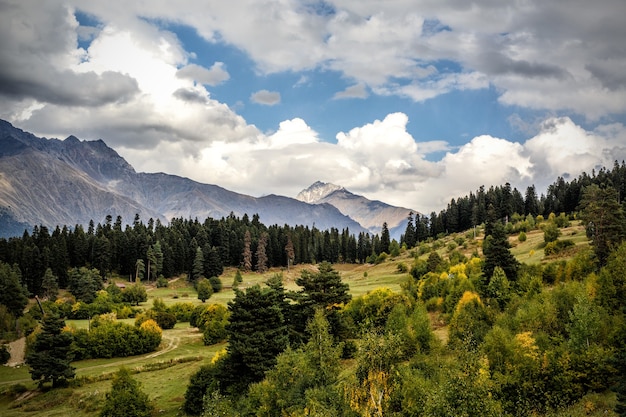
[
  {"left": 0, "top": 330, "right": 187, "bottom": 386},
  {"left": 6, "top": 337, "right": 25, "bottom": 367}
]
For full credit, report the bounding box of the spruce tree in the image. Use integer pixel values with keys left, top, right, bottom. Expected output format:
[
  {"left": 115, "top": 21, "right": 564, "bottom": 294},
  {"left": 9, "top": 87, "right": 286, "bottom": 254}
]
[
  {"left": 219, "top": 284, "right": 289, "bottom": 394},
  {"left": 0, "top": 262, "right": 28, "bottom": 317},
  {"left": 26, "top": 313, "right": 75, "bottom": 388},
  {"left": 482, "top": 221, "right": 519, "bottom": 284},
  {"left": 100, "top": 367, "right": 154, "bottom": 417}
]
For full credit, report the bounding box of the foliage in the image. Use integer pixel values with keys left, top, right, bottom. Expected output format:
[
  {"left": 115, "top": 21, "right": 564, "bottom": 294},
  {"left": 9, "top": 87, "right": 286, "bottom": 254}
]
[
  {"left": 219, "top": 284, "right": 289, "bottom": 394},
  {"left": 482, "top": 221, "right": 520, "bottom": 283},
  {"left": 197, "top": 278, "right": 213, "bottom": 302},
  {"left": 543, "top": 221, "right": 562, "bottom": 243},
  {"left": 192, "top": 303, "right": 230, "bottom": 345},
  {"left": 183, "top": 363, "right": 221, "bottom": 416},
  {"left": 580, "top": 184, "right": 626, "bottom": 265},
  {"left": 156, "top": 275, "right": 168, "bottom": 287},
  {"left": 100, "top": 367, "right": 155, "bottom": 417},
  {"left": 209, "top": 275, "right": 223, "bottom": 293},
  {"left": 68, "top": 267, "right": 102, "bottom": 303},
  {"left": 291, "top": 261, "right": 351, "bottom": 339},
  {"left": 71, "top": 317, "right": 162, "bottom": 359},
  {"left": 0, "top": 261, "right": 28, "bottom": 317},
  {"left": 121, "top": 282, "right": 148, "bottom": 305},
  {"left": 26, "top": 313, "right": 75, "bottom": 388}
]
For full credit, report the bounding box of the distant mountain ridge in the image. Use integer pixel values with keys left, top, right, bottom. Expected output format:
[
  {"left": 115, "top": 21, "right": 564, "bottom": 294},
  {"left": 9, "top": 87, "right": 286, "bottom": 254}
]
[
  {"left": 296, "top": 181, "right": 416, "bottom": 240},
  {"left": 0, "top": 120, "right": 412, "bottom": 239}
]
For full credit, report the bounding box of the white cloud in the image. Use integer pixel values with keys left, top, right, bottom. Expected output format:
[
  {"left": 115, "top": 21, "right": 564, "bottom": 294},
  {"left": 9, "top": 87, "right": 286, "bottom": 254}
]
[
  {"left": 333, "top": 83, "right": 368, "bottom": 99},
  {"left": 176, "top": 62, "right": 230, "bottom": 86},
  {"left": 250, "top": 90, "right": 281, "bottom": 106},
  {"left": 2, "top": 0, "right": 626, "bottom": 218}
]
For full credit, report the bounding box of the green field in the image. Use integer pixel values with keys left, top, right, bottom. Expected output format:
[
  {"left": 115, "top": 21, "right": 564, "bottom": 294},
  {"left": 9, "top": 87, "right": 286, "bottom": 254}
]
[{"left": 0, "top": 223, "right": 604, "bottom": 416}]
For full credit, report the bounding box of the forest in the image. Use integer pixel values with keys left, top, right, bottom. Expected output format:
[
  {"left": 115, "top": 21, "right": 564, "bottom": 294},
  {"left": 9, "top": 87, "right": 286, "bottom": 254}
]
[{"left": 0, "top": 162, "right": 626, "bottom": 416}]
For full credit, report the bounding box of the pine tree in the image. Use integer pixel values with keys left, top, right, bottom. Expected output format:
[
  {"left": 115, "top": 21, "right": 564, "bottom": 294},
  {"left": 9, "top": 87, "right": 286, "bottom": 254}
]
[
  {"left": 403, "top": 212, "right": 416, "bottom": 248},
  {"left": 220, "top": 284, "right": 289, "bottom": 394},
  {"left": 380, "top": 222, "right": 391, "bottom": 254},
  {"left": 26, "top": 313, "right": 75, "bottom": 388},
  {"left": 41, "top": 268, "right": 59, "bottom": 301},
  {"left": 100, "top": 367, "right": 154, "bottom": 417},
  {"left": 285, "top": 235, "right": 295, "bottom": 271},
  {"left": 482, "top": 221, "right": 519, "bottom": 284},
  {"left": 580, "top": 184, "right": 626, "bottom": 265},
  {"left": 192, "top": 246, "right": 204, "bottom": 281},
  {"left": 0, "top": 262, "right": 28, "bottom": 317},
  {"left": 242, "top": 230, "right": 252, "bottom": 271},
  {"left": 255, "top": 232, "right": 269, "bottom": 273}
]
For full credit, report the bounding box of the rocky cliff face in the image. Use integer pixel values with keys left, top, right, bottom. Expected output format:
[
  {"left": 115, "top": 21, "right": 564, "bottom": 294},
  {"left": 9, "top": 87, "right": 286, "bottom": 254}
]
[{"left": 0, "top": 121, "right": 367, "bottom": 237}]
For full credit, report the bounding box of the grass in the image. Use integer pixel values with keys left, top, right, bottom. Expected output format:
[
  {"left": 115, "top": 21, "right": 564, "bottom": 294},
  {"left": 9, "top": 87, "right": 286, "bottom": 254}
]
[{"left": 0, "top": 221, "right": 598, "bottom": 416}]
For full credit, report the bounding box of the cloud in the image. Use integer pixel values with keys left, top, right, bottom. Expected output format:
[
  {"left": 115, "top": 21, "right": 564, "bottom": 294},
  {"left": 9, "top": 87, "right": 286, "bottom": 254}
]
[
  {"left": 176, "top": 62, "right": 230, "bottom": 86},
  {"left": 250, "top": 90, "right": 281, "bottom": 106},
  {"left": 158, "top": 113, "right": 626, "bottom": 215},
  {"left": 333, "top": 83, "right": 368, "bottom": 99}
]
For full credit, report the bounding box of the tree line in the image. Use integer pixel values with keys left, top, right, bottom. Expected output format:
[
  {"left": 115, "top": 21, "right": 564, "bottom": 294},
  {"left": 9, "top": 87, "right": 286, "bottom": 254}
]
[{"left": 403, "top": 160, "right": 626, "bottom": 243}]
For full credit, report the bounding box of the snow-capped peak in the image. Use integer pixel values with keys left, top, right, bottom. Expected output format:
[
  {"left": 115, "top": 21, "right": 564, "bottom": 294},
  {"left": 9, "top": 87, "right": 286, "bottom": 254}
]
[{"left": 296, "top": 181, "right": 344, "bottom": 203}]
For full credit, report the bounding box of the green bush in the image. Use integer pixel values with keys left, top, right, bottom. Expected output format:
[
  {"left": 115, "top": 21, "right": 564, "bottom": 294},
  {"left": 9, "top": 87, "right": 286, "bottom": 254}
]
[
  {"left": 544, "top": 239, "right": 575, "bottom": 256},
  {"left": 209, "top": 276, "right": 223, "bottom": 293},
  {"left": 156, "top": 275, "right": 168, "bottom": 288}
]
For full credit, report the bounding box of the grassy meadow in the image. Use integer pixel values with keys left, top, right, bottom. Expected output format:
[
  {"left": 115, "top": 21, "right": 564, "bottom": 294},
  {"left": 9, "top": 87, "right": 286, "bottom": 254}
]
[{"left": 1, "top": 221, "right": 612, "bottom": 417}]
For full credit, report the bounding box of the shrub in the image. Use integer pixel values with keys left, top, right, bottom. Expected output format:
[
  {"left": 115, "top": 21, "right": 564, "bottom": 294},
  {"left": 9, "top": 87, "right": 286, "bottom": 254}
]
[
  {"left": 208, "top": 276, "right": 223, "bottom": 293},
  {"left": 518, "top": 231, "right": 527, "bottom": 242},
  {"left": 156, "top": 275, "right": 168, "bottom": 288},
  {"left": 397, "top": 263, "right": 408, "bottom": 273}
]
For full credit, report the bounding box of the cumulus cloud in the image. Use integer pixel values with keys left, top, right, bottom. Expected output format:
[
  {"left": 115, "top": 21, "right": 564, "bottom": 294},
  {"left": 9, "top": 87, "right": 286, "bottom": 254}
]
[
  {"left": 2, "top": 0, "right": 626, "bottom": 217},
  {"left": 138, "top": 114, "right": 626, "bottom": 214},
  {"left": 176, "top": 62, "right": 230, "bottom": 86},
  {"left": 250, "top": 90, "right": 281, "bottom": 106}
]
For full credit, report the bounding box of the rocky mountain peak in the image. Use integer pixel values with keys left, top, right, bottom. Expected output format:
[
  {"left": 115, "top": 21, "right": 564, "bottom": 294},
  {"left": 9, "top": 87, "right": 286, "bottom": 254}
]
[{"left": 296, "top": 181, "right": 344, "bottom": 203}]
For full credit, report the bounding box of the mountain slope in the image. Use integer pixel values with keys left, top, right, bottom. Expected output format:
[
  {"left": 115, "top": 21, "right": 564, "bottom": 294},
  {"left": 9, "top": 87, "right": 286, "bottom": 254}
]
[
  {"left": 297, "top": 181, "right": 416, "bottom": 240},
  {"left": 0, "top": 121, "right": 366, "bottom": 237}
]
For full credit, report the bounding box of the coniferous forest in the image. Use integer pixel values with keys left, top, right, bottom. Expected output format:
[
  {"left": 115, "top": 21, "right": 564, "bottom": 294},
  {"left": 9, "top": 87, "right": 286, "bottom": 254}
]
[{"left": 1, "top": 163, "right": 626, "bottom": 417}]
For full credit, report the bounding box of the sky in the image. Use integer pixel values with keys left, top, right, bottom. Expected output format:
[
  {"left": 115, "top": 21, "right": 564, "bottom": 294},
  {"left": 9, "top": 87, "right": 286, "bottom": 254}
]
[{"left": 1, "top": 0, "right": 626, "bottom": 214}]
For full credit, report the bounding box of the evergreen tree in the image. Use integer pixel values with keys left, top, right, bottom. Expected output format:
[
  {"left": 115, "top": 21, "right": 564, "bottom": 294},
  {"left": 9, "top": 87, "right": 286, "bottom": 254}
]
[
  {"left": 285, "top": 235, "right": 295, "bottom": 271},
  {"left": 68, "top": 267, "right": 102, "bottom": 303},
  {"left": 0, "top": 262, "right": 28, "bottom": 317},
  {"left": 242, "top": 230, "right": 252, "bottom": 271},
  {"left": 135, "top": 258, "right": 145, "bottom": 282},
  {"left": 220, "top": 284, "right": 289, "bottom": 394},
  {"left": 100, "top": 367, "right": 154, "bottom": 417},
  {"left": 192, "top": 246, "right": 204, "bottom": 281},
  {"left": 403, "top": 212, "right": 416, "bottom": 248},
  {"left": 380, "top": 222, "right": 391, "bottom": 254},
  {"left": 482, "top": 221, "right": 519, "bottom": 284},
  {"left": 292, "top": 262, "right": 351, "bottom": 339},
  {"left": 580, "top": 184, "right": 626, "bottom": 265},
  {"left": 204, "top": 245, "right": 223, "bottom": 278},
  {"left": 26, "top": 313, "right": 75, "bottom": 388},
  {"left": 255, "top": 232, "right": 268, "bottom": 273},
  {"left": 41, "top": 267, "right": 59, "bottom": 301}
]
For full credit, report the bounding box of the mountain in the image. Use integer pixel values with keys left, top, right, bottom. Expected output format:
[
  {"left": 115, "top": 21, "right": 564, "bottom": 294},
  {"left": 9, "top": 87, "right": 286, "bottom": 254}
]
[
  {"left": 296, "top": 181, "right": 416, "bottom": 240},
  {"left": 0, "top": 120, "right": 367, "bottom": 238}
]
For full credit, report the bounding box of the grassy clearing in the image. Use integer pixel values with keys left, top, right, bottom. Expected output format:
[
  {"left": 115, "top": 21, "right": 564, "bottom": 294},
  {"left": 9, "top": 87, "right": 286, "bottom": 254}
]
[{"left": 0, "top": 223, "right": 596, "bottom": 416}]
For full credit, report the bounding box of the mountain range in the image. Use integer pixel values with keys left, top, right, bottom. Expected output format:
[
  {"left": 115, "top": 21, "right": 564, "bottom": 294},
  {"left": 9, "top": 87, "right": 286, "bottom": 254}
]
[{"left": 0, "top": 120, "right": 415, "bottom": 240}]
